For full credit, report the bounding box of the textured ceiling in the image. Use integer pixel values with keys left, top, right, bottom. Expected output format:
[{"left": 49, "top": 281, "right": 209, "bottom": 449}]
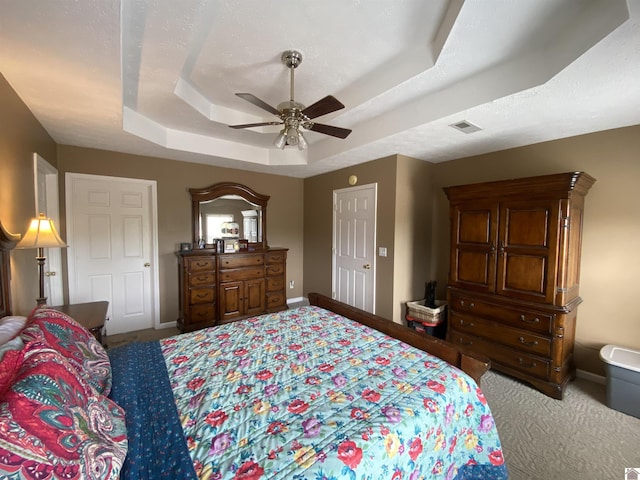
[{"left": 1, "top": 0, "right": 639, "bottom": 178}]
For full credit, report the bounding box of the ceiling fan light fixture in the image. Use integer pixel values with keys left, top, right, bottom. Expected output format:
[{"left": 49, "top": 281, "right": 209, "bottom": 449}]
[
  {"left": 285, "top": 127, "right": 299, "bottom": 146},
  {"left": 274, "top": 130, "right": 287, "bottom": 149},
  {"left": 297, "top": 131, "right": 308, "bottom": 150}
]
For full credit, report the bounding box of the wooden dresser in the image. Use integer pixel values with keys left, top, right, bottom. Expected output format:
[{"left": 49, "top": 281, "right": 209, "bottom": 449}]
[
  {"left": 177, "top": 248, "right": 288, "bottom": 331},
  {"left": 444, "top": 172, "right": 595, "bottom": 399}
]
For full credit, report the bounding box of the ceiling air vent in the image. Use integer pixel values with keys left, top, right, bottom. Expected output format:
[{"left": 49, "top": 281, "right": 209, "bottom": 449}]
[{"left": 450, "top": 120, "right": 482, "bottom": 134}]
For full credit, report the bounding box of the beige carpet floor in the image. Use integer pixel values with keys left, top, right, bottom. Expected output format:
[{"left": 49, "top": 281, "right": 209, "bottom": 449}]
[
  {"left": 481, "top": 370, "right": 640, "bottom": 480},
  {"left": 106, "top": 322, "right": 640, "bottom": 480}
]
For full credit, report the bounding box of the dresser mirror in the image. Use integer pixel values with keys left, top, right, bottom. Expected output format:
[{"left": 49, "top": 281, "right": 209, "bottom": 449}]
[{"left": 190, "top": 182, "right": 269, "bottom": 249}]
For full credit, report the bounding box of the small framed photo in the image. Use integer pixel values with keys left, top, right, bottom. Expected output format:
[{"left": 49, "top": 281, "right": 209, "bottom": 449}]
[{"left": 180, "top": 242, "right": 192, "bottom": 252}]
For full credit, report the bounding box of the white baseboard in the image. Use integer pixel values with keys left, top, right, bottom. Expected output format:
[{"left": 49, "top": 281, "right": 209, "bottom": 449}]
[
  {"left": 287, "top": 296, "right": 305, "bottom": 305},
  {"left": 155, "top": 320, "right": 177, "bottom": 330},
  {"left": 576, "top": 368, "right": 606, "bottom": 385}
]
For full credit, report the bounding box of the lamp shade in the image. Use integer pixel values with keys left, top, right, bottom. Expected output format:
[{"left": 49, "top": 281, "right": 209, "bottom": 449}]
[{"left": 16, "top": 213, "right": 67, "bottom": 249}]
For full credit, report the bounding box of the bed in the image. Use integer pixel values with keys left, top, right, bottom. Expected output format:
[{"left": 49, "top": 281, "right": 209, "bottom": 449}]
[{"left": 0, "top": 223, "right": 508, "bottom": 479}]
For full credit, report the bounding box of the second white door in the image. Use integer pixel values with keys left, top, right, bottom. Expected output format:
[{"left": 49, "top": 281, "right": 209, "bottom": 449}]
[
  {"left": 66, "top": 173, "right": 158, "bottom": 334},
  {"left": 332, "top": 183, "right": 377, "bottom": 313}
]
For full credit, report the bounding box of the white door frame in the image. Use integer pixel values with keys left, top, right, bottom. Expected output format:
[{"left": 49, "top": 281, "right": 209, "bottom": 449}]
[
  {"left": 332, "top": 183, "right": 377, "bottom": 313},
  {"left": 33, "top": 153, "right": 64, "bottom": 306},
  {"left": 65, "top": 172, "right": 162, "bottom": 329}
]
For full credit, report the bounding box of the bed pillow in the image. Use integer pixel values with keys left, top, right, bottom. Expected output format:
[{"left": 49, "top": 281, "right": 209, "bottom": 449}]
[
  {"left": 0, "top": 339, "right": 127, "bottom": 480},
  {"left": 21, "top": 307, "right": 112, "bottom": 395},
  {"left": 0, "top": 316, "right": 27, "bottom": 345},
  {"left": 0, "top": 338, "right": 24, "bottom": 397}
]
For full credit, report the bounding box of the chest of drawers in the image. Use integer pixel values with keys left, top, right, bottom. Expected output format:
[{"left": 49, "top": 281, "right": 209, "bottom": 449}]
[{"left": 177, "top": 248, "right": 288, "bottom": 331}]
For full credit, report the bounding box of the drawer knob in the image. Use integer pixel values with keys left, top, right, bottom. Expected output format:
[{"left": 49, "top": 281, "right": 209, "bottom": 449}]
[
  {"left": 520, "top": 315, "right": 540, "bottom": 324},
  {"left": 518, "top": 336, "right": 539, "bottom": 347},
  {"left": 457, "top": 338, "right": 473, "bottom": 346},
  {"left": 459, "top": 319, "right": 474, "bottom": 327},
  {"left": 459, "top": 300, "right": 475, "bottom": 309}
]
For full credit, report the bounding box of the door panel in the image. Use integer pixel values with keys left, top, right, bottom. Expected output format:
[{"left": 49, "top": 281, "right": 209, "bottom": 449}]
[
  {"left": 66, "top": 174, "right": 157, "bottom": 334},
  {"left": 332, "top": 184, "right": 376, "bottom": 313},
  {"left": 449, "top": 201, "right": 498, "bottom": 293},
  {"left": 34, "top": 154, "right": 64, "bottom": 305},
  {"left": 497, "top": 201, "right": 559, "bottom": 303},
  {"left": 245, "top": 278, "right": 265, "bottom": 315}
]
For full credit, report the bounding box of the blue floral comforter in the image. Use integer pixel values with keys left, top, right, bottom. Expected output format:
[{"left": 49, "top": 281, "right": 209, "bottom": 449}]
[{"left": 159, "top": 306, "right": 508, "bottom": 479}]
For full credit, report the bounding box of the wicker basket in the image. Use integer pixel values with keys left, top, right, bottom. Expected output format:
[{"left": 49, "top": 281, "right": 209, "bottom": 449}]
[{"left": 406, "top": 299, "right": 446, "bottom": 325}]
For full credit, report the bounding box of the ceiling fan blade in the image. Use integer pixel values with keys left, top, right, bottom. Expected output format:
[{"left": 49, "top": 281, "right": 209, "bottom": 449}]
[
  {"left": 302, "top": 95, "right": 345, "bottom": 119},
  {"left": 307, "top": 123, "right": 352, "bottom": 139},
  {"left": 235, "top": 93, "right": 281, "bottom": 116},
  {"left": 229, "top": 121, "right": 282, "bottom": 129}
]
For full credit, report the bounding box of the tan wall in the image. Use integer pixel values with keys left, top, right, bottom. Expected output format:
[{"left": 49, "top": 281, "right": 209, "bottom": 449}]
[
  {"left": 0, "top": 74, "right": 58, "bottom": 314},
  {"left": 430, "top": 125, "right": 640, "bottom": 375},
  {"left": 393, "top": 156, "right": 434, "bottom": 322},
  {"left": 57, "top": 145, "right": 304, "bottom": 325},
  {"left": 304, "top": 155, "right": 435, "bottom": 321}
]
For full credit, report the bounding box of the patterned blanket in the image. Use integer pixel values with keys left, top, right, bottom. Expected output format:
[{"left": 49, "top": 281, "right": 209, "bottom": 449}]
[
  {"left": 159, "top": 306, "right": 508, "bottom": 479},
  {"left": 109, "top": 341, "right": 197, "bottom": 479}
]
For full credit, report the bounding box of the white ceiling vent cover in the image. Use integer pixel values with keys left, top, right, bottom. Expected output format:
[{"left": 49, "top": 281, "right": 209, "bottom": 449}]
[{"left": 450, "top": 120, "right": 482, "bottom": 134}]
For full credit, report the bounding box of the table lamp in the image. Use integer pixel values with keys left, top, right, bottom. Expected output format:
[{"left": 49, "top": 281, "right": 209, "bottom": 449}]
[{"left": 16, "top": 213, "right": 67, "bottom": 305}]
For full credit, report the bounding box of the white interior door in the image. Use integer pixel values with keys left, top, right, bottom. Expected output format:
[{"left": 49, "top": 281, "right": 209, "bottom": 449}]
[
  {"left": 66, "top": 173, "right": 159, "bottom": 335},
  {"left": 34, "top": 153, "right": 64, "bottom": 306},
  {"left": 332, "top": 183, "right": 377, "bottom": 313}
]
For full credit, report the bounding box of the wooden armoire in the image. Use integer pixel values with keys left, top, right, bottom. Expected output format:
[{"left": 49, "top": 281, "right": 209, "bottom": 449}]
[{"left": 444, "top": 172, "right": 595, "bottom": 399}]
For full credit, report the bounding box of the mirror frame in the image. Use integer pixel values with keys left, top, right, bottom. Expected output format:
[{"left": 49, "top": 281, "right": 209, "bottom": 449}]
[{"left": 190, "top": 182, "right": 269, "bottom": 250}]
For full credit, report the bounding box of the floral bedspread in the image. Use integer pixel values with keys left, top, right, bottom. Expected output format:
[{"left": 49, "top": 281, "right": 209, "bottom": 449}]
[{"left": 160, "top": 306, "right": 507, "bottom": 480}]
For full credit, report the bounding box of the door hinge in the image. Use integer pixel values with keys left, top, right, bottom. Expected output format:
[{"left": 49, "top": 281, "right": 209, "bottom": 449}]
[{"left": 562, "top": 217, "right": 570, "bottom": 229}]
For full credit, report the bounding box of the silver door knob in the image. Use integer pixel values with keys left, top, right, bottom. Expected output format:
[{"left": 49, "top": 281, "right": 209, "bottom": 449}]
[
  {"left": 363, "top": 264, "right": 371, "bottom": 270},
  {"left": 45, "top": 271, "right": 56, "bottom": 277},
  {"left": 144, "top": 262, "right": 151, "bottom": 267}
]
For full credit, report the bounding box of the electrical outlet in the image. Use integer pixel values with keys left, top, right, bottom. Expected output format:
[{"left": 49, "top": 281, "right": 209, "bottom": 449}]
[{"left": 289, "top": 280, "right": 295, "bottom": 289}]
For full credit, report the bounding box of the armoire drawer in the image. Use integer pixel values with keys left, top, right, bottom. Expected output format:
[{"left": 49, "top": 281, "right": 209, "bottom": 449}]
[
  {"left": 219, "top": 267, "right": 265, "bottom": 282},
  {"left": 219, "top": 255, "right": 264, "bottom": 269},
  {"left": 451, "top": 312, "right": 552, "bottom": 357},
  {"left": 449, "top": 292, "right": 554, "bottom": 334},
  {"left": 449, "top": 330, "right": 551, "bottom": 380},
  {"left": 189, "top": 287, "right": 215, "bottom": 304},
  {"left": 189, "top": 272, "right": 215, "bottom": 286},
  {"left": 188, "top": 257, "right": 215, "bottom": 272}
]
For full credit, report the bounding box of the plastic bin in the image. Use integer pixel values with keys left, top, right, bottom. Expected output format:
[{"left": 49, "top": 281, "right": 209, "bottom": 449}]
[{"left": 600, "top": 344, "right": 640, "bottom": 418}]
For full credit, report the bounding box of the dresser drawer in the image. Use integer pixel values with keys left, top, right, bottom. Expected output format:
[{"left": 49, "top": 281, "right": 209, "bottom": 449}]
[
  {"left": 188, "top": 257, "right": 215, "bottom": 272},
  {"left": 266, "top": 275, "right": 284, "bottom": 292},
  {"left": 449, "top": 330, "right": 551, "bottom": 380},
  {"left": 189, "top": 304, "right": 216, "bottom": 323},
  {"left": 219, "top": 254, "right": 264, "bottom": 269},
  {"left": 219, "top": 267, "right": 265, "bottom": 282},
  {"left": 449, "top": 292, "right": 553, "bottom": 334},
  {"left": 189, "top": 287, "right": 215, "bottom": 304},
  {"left": 189, "top": 272, "right": 215, "bottom": 286},
  {"left": 266, "top": 264, "right": 285, "bottom": 276},
  {"left": 265, "top": 251, "right": 286, "bottom": 264},
  {"left": 451, "top": 312, "right": 552, "bottom": 356},
  {"left": 266, "top": 292, "right": 286, "bottom": 309}
]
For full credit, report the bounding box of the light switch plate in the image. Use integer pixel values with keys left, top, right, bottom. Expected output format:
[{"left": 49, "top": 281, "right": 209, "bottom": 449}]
[{"left": 378, "top": 247, "right": 387, "bottom": 257}]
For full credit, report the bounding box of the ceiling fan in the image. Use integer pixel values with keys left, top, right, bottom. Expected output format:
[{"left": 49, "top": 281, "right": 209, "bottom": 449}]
[{"left": 229, "top": 50, "right": 352, "bottom": 150}]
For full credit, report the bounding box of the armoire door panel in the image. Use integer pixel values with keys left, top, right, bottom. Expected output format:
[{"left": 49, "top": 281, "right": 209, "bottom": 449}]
[
  {"left": 454, "top": 251, "right": 493, "bottom": 289},
  {"left": 499, "top": 254, "right": 547, "bottom": 297}
]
